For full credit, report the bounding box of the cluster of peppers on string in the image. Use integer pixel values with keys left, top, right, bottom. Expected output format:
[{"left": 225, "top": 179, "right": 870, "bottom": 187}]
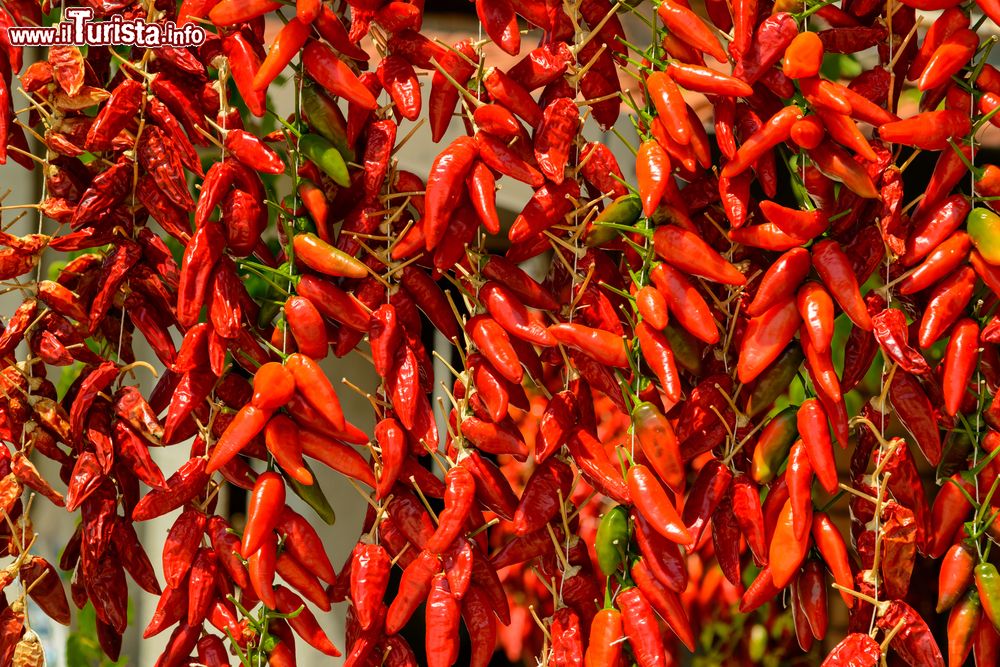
[{"left": 1, "top": 0, "right": 1000, "bottom": 663}]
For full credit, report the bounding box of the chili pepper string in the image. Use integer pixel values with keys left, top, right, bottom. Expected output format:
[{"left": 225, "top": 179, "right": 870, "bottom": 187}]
[{"left": 971, "top": 31, "right": 982, "bottom": 556}]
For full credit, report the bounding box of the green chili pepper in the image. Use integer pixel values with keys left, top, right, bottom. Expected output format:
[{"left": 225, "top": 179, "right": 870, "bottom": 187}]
[
  {"left": 299, "top": 133, "right": 351, "bottom": 187},
  {"left": 663, "top": 324, "right": 703, "bottom": 375},
  {"left": 975, "top": 563, "right": 1000, "bottom": 631},
  {"left": 750, "top": 406, "right": 798, "bottom": 483},
  {"left": 586, "top": 195, "right": 643, "bottom": 247},
  {"left": 595, "top": 504, "right": 630, "bottom": 576},
  {"left": 284, "top": 463, "right": 336, "bottom": 525},
  {"left": 745, "top": 346, "right": 805, "bottom": 418},
  {"left": 939, "top": 429, "right": 975, "bottom": 479},
  {"left": 968, "top": 207, "right": 1000, "bottom": 265},
  {"left": 301, "top": 84, "right": 356, "bottom": 161}
]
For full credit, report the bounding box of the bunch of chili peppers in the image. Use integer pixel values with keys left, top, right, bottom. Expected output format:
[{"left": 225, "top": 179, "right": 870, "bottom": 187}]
[{"left": 1, "top": 0, "right": 1000, "bottom": 663}]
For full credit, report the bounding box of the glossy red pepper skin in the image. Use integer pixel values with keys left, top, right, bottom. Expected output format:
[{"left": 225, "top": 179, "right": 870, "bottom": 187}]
[
  {"left": 939, "top": 542, "right": 976, "bottom": 613},
  {"left": 241, "top": 471, "right": 286, "bottom": 558},
  {"left": 738, "top": 299, "right": 801, "bottom": 384},
  {"left": 723, "top": 105, "right": 804, "bottom": 178},
  {"left": 879, "top": 110, "right": 971, "bottom": 150},
  {"left": 657, "top": 0, "right": 727, "bottom": 63},
  {"left": 627, "top": 464, "right": 691, "bottom": 546},
  {"left": 585, "top": 608, "right": 623, "bottom": 667},
  {"left": 424, "top": 136, "right": 479, "bottom": 249},
  {"left": 248, "top": 530, "right": 278, "bottom": 609},
  {"left": 653, "top": 225, "right": 746, "bottom": 286},
  {"left": 275, "top": 585, "right": 341, "bottom": 656},
  {"left": 636, "top": 139, "right": 671, "bottom": 217},
  {"left": 549, "top": 322, "right": 628, "bottom": 368},
  {"left": 812, "top": 239, "right": 874, "bottom": 331},
  {"left": 918, "top": 266, "right": 976, "bottom": 348},
  {"left": 770, "top": 497, "right": 811, "bottom": 588},
  {"left": 942, "top": 318, "right": 979, "bottom": 416},
  {"left": 303, "top": 41, "right": 377, "bottom": 111},
  {"left": 566, "top": 428, "right": 631, "bottom": 504}
]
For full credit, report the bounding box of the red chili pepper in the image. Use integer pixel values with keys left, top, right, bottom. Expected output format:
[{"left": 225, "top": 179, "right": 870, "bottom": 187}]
[
  {"left": 424, "top": 136, "right": 479, "bottom": 249},
  {"left": 939, "top": 542, "right": 976, "bottom": 613},
  {"left": 585, "top": 608, "right": 623, "bottom": 667},
  {"left": 349, "top": 542, "right": 390, "bottom": 630},
  {"left": 534, "top": 97, "right": 580, "bottom": 184},
  {"left": 668, "top": 62, "right": 753, "bottom": 97},
  {"left": 814, "top": 108, "right": 878, "bottom": 162},
  {"left": 918, "top": 28, "right": 979, "bottom": 91},
  {"left": 811, "top": 239, "right": 873, "bottom": 331},
  {"left": 722, "top": 105, "right": 803, "bottom": 178},
  {"left": 738, "top": 298, "right": 801, "bottom": 384},
  {"left": 627, "top": 464, "right": 691, "bottom": 546},
  {"left": 285, "top": 352, "right": 346, "bottom": 431},
  {"left": 876, "top": 600, "right": 946, "bottom": 667},
  {"left": 475, "top": 0, "right": 519, "bottom": 55},
  {"left": 271, "top": 510, "right": 333, "bottom": 590},
  {"left": 646, "top": 71, "right": 693, "bottom": 146},
  {"left": 822, "top": 633, "right": 880, "bottom": 666},
  {"left": 657, "top": 0, "right": 727, "bottom": 62},
  {"left": 733, "top": 13, "right": 799, "bottom": 85},
  {"left": 566, "top": 428, "right": 631, "bottom": 504},
  {"left": 466, "top": 162, "right": 501, "bottom": 235},
  {"left": 787, "top": 440, "right": 814, "bottom": 541},
  {"left": 512, "top": 457, "right": 573, "bottom": 536},
  {"left": 507, "top": 179, "right": 580, "bottom": 242},
  {"left": 425, "top": 574, "right": 461, "bottom": 667},
  {"left": 162, "top": 508, "right": 205, "bottom": 590},
  {"left": 806, "top": 143, "right": 880, "bottom": 199},
  {"left": 426, "top": 465, "right": 476, "bottom": 553},
  {"left": 653, "top": 224, "right": 745, "bottom": 285},
  {"left": 905, "top": 195, "right": 972, "bottom": 265},
  {"left": 879, "top": 109, "right": 971, "bottom": 150},
  {"left": 745, "top": 247, "right": 810, "bottom": 317},
  {"left": 303, "top": 41, "right": 377, "bottom": 111},
  {"left": 918, "top": 266, "right": 976, "bottom": 348},
  {"left": 209, "top": 0, "right": 280, "bottom": 23},
  {"left": 631, "top": 559, "right": 696, "bottom": 651},
  {"left": 914, "top": 8, "right": 968, "bottom": 84},
  {"left": 186, "top": 547, "right": 218, "bottom": 625},
  {"left": 205, "top": 404, "right": 270, "bottom": 473},
  {"left": 783, "top": 32, "right": 824, "bottom": 79},
  {"left": 274, "top": 585, "right": 341, "bottom": 656},
  {"left": 899, "top": 232, "right": 971, "bottom": 295},
  {"left": 378, "top": 54, "right": 422, "bottom": 121},
  {"left": 616, "top": 586, "right": 666, "bottom": 667},
  {"left": 549, "top": 322, "right": 628, "bottom": 368},
  {"left": 929, "top": 475, "right": 974, "bottom": 557},
  {"left": 796, "top": 282, "right": 835, "bottom": 354},
  {"left": 241, "top": 471, "right": 285, "bottom": 558},
  {"left": 770, "top": 497, "right": 811, "bottom": 588},
  {"left": 132, "top": 457, "right": 209, "bottom": 522},
  {"left": 482, "top": 67, "right": 543, "bottom": 128},
  {"left": 635, "top": 322, "right": 681, "bottom": 404},
  {"left": 942, "top": 318, "right": 979, "bottom": 416},
  {"left": 299, "top": 427, "right": 377, "bottom": 487},
  {"left": 222, "top": 33, "right": 266, "bottom": 118},
  {"left": 253, "top": 17, "right": 311, "bottom": 93},
  {"left": 636, "top": 139, "right": 672, "bottom": 217}
]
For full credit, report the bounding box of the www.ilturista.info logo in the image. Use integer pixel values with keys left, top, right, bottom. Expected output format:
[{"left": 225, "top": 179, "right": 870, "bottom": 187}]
[{"left": 6, "top": 7, "right": 207, "bottom": 48}]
